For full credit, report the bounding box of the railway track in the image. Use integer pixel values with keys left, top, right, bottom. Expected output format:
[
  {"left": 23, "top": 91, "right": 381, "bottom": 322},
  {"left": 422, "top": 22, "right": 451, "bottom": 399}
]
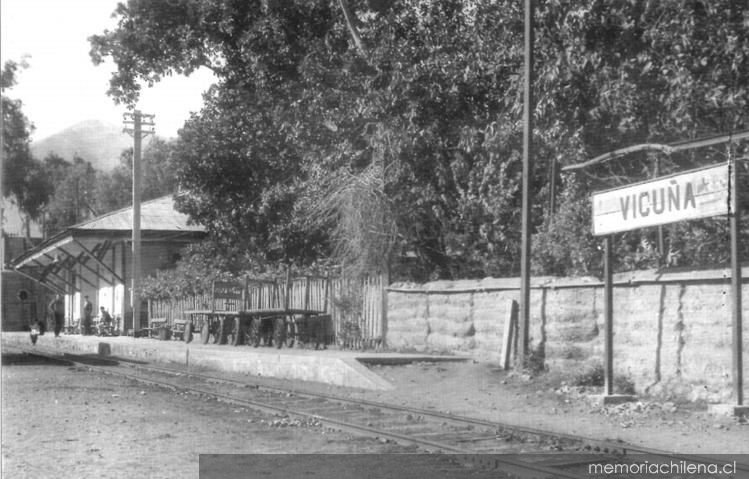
[{"left": 5, "top": 345, "right": 748, "bottom": 479}]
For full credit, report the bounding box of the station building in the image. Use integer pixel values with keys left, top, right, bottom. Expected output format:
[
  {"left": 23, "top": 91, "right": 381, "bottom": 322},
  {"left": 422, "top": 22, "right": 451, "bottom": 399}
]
[
  {"left": 2, "top": 197, "right": 49, "bottom": 331},
  {"left": 2, "top": 235, "right": 51, "bottom": 331},
  {"left": 8, "top": 195, "right": 206, "bottom": 332}
]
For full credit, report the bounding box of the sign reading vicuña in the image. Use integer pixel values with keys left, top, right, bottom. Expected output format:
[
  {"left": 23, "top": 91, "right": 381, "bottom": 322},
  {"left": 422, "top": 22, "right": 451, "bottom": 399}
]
[{"left": 591, "top": 163, "right": 730, "bottom": 236}]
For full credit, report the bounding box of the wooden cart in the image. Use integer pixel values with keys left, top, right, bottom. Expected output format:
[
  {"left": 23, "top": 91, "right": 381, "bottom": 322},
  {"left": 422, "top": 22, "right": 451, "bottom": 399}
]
[
  {"left": 180, "top": 278, "right": 332, "bottom": 348},
  {"left": 181, "top": 280, "right": 244, "bottom": 344},
  {"left": 182, "top": 309, "right": 329, "bottom": 348}
]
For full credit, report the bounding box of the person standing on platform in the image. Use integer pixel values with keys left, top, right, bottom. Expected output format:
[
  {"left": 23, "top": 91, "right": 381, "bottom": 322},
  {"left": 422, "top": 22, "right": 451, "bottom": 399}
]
[
  {"left": 48, "top": 295, "right": 64, "bottom": 337},
  {"left": 82, "top": 296, "right": 93, "bottom": 335}
]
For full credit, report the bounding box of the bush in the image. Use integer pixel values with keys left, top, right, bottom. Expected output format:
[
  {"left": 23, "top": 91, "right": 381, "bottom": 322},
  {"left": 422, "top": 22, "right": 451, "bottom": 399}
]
[
  {"left": 573, "top": 362, "right": 636, "bottom": 394},
  {"left": 574, "top": 363, "right": 605, "bottom": 387}
]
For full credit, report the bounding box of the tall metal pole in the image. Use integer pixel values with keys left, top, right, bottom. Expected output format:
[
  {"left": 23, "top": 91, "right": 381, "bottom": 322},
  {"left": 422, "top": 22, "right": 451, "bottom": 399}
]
[
  {"left": 519, "top": 0, "right": 535, "bottom": 366},
  {"left": 603, "top": 235, "right": 614, "bottom": 396},
  {"left": 0, "top": 96, "right": 5, "bottom": 280},
  {"left": 729, "top": 146, "right": 743, "bottom": 405},
  {"left": 654, "top": 157, "right": 665, "bottom": 260},
  {"left": 549, "top": 157, "right": 557, "bottom": 215}
]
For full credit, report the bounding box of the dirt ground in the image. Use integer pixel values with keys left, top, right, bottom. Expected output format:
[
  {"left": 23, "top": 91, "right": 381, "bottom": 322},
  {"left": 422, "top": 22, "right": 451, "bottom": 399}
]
[
  {"left": 221, "top": 358, "right": 749, "bottom": 454},
  {"left": 2, "top": 350, "right": 747, "bottom": 478},
  {"left": 354, "top": 361, "right": 749, "bottom": 455},
  {"left": 0, "top": 352, "right": 415, "bottom": 479},
  {"left": 394, "top": 362, "right": 746, "bottom": 451}
]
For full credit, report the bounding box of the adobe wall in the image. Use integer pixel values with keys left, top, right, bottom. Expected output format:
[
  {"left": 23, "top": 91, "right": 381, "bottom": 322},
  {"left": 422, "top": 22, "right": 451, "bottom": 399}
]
[{"left": 386, "top": 267, "right": 749, "bottom": 402}]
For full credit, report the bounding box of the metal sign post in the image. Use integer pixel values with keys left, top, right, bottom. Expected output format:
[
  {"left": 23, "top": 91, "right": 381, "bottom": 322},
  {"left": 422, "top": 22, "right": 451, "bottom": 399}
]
[
  {"left": 603, "top": 235, "right": 614, "bottom": 397},
  {"left": 729, "top": 149, "right": 743, "bottom": 406},
  {"left": 590, "top": 161, "right": 744, "bottom": 409},
  {"left": 567, "top": 131, "right": 747, "bottom": 410}
]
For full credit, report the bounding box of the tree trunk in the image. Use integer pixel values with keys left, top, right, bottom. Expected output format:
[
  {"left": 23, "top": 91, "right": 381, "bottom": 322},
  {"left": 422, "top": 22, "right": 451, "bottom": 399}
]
[{"left": 338, "top": 0, "right": 367, "bottom": 58}]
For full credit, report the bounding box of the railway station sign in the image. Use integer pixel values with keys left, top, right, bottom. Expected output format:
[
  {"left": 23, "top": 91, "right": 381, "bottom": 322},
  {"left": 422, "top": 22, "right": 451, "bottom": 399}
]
[{"left": 592, "top": 163, "right": 730, "bottom": 236}]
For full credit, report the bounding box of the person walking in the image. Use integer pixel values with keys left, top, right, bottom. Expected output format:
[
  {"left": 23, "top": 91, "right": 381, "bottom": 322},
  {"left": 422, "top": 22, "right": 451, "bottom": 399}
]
[
  {"left": 48, "top": 295, "right": 64, "bottom": 337},
  {"left": 82, "top": 296, "right": 93, "bottom": 335}
]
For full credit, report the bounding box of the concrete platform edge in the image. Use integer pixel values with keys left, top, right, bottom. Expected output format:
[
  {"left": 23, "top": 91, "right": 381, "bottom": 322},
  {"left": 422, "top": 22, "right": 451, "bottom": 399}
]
[
  {"left": 1, "top": 333, "right": 394, "bottom": 391},
  {"left": 341, "top": 358, "right": 395, "bottom": 391}
]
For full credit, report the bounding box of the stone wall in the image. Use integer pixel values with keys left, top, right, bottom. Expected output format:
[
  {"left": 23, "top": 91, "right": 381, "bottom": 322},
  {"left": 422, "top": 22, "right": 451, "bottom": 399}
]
[{"left": 386, "top": 267, "right": 749, "bottom": 402}]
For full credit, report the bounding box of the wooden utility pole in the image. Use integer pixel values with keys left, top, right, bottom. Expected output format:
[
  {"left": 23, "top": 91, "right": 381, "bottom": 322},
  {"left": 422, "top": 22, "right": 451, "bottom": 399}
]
[
  {"left": 519, "top": 0, "right": 535, "bottom": 367},
  {"left": 123, "top": 110, "right": 154, "bottom": 334}
]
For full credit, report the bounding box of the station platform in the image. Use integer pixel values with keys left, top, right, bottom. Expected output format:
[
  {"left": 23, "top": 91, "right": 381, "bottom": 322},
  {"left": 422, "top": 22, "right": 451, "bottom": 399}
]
[{"left": 0, "top": 332, "right": 465, "bottom": 391}]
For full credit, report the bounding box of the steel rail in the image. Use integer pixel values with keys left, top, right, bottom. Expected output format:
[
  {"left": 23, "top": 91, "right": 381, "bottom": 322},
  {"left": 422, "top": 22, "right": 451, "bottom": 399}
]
[
  {"left": 112, "top": 361, "right": 683, "bottom": 454},
  {"left": 113, "top": 357, "right": 749, "bottom": 475},
  {"left": 7, "top": 346, "right": 747, "bottom": 477},
  {"left": 6, "top": 346, "right": 598, "bottom": 479}
]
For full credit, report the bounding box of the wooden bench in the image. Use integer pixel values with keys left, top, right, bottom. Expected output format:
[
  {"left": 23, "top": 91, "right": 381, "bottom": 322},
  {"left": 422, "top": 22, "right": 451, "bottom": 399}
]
[
  {"left": 170, "top": 319, "right": 188, "bottom": 341},
  {"left": 143, "top": 318, "right": 168, "bottom": 339}
]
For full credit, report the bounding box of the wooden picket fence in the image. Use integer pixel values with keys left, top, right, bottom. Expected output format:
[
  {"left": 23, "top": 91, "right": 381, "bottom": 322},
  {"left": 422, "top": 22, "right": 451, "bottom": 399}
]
[
  {"left": 147, "top": 273, "right": 387, "bottom": 350},
  {"left": 325, "top": 274, "right": 386, "bottom": 350}
]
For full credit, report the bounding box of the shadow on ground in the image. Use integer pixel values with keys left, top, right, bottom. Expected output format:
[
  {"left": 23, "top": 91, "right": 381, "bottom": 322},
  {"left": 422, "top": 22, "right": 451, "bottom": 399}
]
[
  {"left": 1, "top": 353, "right": 72, "bottom": 367},
  {"left": 60, "top": 353, "right": 121, "bottom": 367}
]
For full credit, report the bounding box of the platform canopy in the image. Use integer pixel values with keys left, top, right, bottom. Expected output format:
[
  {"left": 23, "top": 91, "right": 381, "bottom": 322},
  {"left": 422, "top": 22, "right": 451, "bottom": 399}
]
[{"left": 9, "top": 195, "right": 206, "bottom": 295}]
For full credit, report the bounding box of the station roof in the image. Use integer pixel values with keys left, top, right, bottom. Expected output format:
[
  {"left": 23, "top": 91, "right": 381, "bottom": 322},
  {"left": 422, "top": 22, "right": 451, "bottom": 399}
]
[
  {"left": 9, "top": 195, "right": 206, "bottom": 295},
  {"left": 73, "top": 195, "right": 205, "bottom": 233}
]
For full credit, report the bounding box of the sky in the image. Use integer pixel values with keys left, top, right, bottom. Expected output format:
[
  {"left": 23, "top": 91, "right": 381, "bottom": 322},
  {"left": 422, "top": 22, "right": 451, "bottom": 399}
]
[{"left": 1, "top": 0, "right": 216, "bottom": 141}]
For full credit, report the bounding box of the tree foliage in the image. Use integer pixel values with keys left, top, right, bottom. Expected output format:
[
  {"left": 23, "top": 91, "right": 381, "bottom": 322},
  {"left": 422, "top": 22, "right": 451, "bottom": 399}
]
[
  {"left": 137, "top": 241, "right": 243, "bottom": 299},
  {"left": 136, "top": 239, "right": 335, "bottom": 300},
  {"left": 2, "top": 60, "right": 52, "bottom": 224},
  {"left": 530, "top": 0, "right": 749, "bottom": 272},
  {"left": 43, "top": 155, "right": 98, "bottom": 236},
  {"left": 95, "top": 137, "right": 179, "bottom": 213},
  {"left": 91, "top": 0, "right": 749, "bottom": 280}
]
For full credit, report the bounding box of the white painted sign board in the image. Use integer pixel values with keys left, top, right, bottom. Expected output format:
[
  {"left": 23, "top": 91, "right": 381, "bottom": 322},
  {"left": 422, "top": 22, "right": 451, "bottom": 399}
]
[{"left": 592, "top": 163, "right": 730, "bottom": 236}]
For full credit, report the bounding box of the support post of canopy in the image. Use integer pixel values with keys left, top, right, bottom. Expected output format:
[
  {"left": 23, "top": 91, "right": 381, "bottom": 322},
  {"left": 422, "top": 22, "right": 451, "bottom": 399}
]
[
  {"left": 46, "top": 252, "right": 98, "bottom": 289},
  {"left": 73, "top": 240, "right": 123, "bottom": 284}
]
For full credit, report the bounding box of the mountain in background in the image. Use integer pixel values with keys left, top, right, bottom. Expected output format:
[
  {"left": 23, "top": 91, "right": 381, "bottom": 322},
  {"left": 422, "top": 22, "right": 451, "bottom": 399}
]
[{"left": 30, "top": 120, "right": 151, "bottom": 172}]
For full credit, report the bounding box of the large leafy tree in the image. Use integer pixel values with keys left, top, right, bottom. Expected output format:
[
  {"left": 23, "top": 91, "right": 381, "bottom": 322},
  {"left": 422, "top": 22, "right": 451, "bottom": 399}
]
[
  {"left": 90, "top": 0, "right": 532, "bottom": 277},
  {"left": 95, "top": 137, "right": 179, "bottom": 213},
  {"left": 91, "top": 0, "right": 749, "bottom": 279},
  {"left": 531, "top": 0, "right": 749, "bottom": 274},
  {"left": 43, "top": 155, "right": 98, "bottom": 236},
  {"left": 2, "top": 60, "right": 52, "bottom": 229},
  {"left": 92, "top": 0, "right": 342, "bottom": 265}
]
